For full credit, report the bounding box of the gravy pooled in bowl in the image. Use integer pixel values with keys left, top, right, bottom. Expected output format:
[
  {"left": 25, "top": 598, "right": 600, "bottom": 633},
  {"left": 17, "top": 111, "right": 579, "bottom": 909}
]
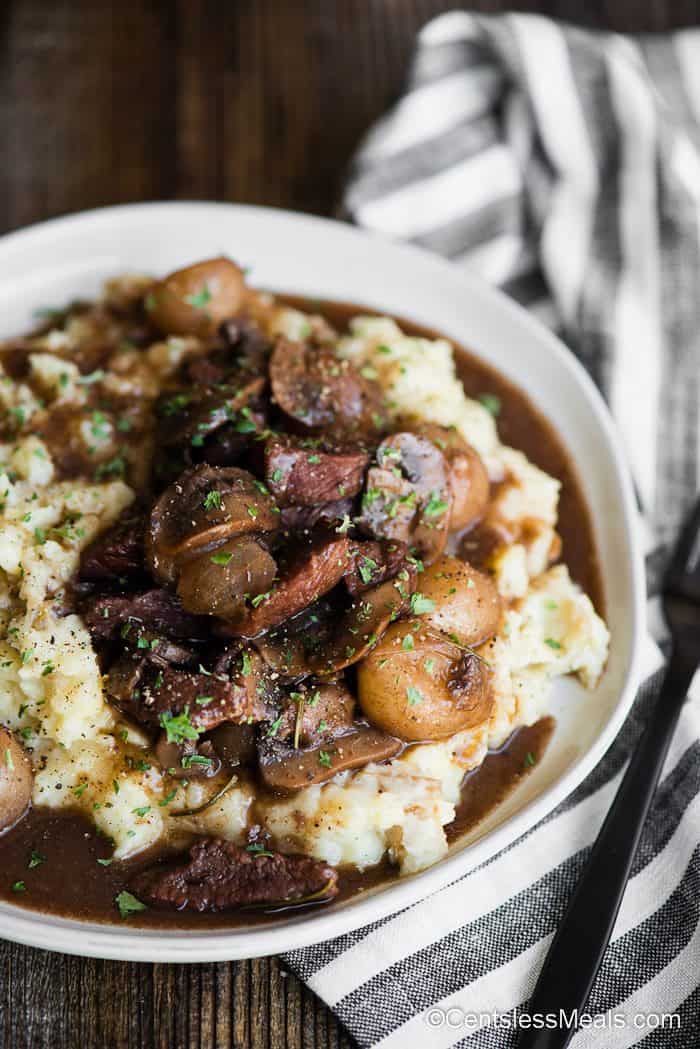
[{"left": 0, "top": 260, "right": 607, "bottom": 926}]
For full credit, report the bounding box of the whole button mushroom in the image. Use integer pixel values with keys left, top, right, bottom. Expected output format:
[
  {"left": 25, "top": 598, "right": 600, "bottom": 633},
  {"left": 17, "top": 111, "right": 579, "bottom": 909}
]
[
  {"left": 0, "top": 726, "right": 33, "bottom": 832},
  {"left": 414, "top": 423, "right": 490, "bottom": 532},
  {"left": 145, "top": 257, "right": 247, "bottom": 337}
]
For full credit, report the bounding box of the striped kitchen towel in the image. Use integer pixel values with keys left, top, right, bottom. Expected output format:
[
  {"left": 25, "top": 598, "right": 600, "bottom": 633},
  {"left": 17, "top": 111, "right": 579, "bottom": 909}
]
[{"left": 282, "top": 12, "right": 700, "bottom": 1048}]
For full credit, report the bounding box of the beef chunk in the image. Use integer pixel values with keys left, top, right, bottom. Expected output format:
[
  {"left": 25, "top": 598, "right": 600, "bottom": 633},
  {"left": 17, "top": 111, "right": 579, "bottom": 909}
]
[
  {"left": 82, "top": 588, "right": 209, "bottom": 644},
  {"left": 220, "top": 534, "right": 353, "bottom": 636},
  {"left": 345, "top": 539, "right": 411, "bottom": 596},
  {"left": 131, "top": 839, "right": 338, "bottom": 912},
  {"left": 279, "top": 498, "right": 354, "bottom": 533},
  {"left": 79, "top": 516, "right": 145, "bottom": 582},
  {"left": 106, "top": 659, "right": 273, "bottom": 731},
  {"left": 264, "top": 435, "right": 368, "bottom": 507}
]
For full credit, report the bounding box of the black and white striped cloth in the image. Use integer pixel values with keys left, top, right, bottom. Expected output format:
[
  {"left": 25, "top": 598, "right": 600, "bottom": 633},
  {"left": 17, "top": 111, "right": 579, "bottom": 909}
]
[{"left": 282, "top": 12, "right": 700, "bottom": 1047}]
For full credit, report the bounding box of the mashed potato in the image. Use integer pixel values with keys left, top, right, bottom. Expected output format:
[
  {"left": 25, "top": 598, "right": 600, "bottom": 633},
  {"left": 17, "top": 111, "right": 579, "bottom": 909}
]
[{"left": 0, "top": 291, "right": 610, "bottom": 874}]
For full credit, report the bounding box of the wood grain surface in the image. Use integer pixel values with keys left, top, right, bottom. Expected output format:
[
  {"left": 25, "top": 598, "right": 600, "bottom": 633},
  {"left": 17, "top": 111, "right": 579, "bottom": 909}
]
[{"left": 0, "top": 2, "right": 698, "bottom": 1047}]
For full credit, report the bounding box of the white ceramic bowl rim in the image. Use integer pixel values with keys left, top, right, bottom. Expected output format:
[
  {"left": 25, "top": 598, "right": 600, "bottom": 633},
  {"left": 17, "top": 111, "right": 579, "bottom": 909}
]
[{"left": 0, "top": 202, "right": 646, "bottom": 962}]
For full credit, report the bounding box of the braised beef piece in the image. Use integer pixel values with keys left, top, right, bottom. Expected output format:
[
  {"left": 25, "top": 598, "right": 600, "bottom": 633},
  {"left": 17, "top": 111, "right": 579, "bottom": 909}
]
[
  {"left": 279, "top": 498, "right": 354, "bottom": 534},
  {"left": 269, "top": 338, "right": 387, "bottom": 438},
  {"left": 156, "top": 377, "right": 267, "bottom": 450},
  {"left": 106, "top": 658, "right": 274, "bottom": 732},
  {"left": 82, "top": 588, "right": 209, "bottom": 644},
  {"left": 264, "top": 435, "right": 368, "bottom": 507},
  {"left": 220, "top": 318, "right": 273, "bottom": 375},
  {"left": 273, "top": 680, "right": 356, "bottom": 747},
  {"left": 218, "top": 533, "right": 353, "bottom": 637},
  {"left": 345, "top": 539, "right": 411, "bottom": 596},
  {"left": 131, "top": 838, "right": 338, "bottom": 912},
  {"left": 79, "top": 515, "right": 145, "bottom": 582}
]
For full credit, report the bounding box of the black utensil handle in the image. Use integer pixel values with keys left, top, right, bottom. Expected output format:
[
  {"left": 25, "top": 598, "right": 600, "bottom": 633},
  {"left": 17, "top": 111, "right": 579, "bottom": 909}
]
[{"left": 517, "top": 648, "right": 696, "bottom": 1049}]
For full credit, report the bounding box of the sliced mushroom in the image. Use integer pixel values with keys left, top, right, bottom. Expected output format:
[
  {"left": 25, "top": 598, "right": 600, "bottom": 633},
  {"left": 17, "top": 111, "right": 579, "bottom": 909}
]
[
  {"left": 146, "top": 464, "right": 279, "bottom": 586},
  {"left": 418, "top": 555, "right": 501, "bottom": 647},
  {"left": 208, "top": 723, "right": 257, "bottom": 768},
  {"left": 252, "top": 599, "right": 337, "bottom": 678},
  {"left": 269, "top": 338, "right": 386, "bottom": 437},
  {"left": 310, "top": 571, "right": 415, "bottom": 676},
  {"left": 258, "top": 726, "right": 402, "bottom": 794},
  {"left": 146, "top": 257, "right": 247, "bottom": 337},
  {"left": 0, "top": 726, "right": 33, "bottom": 832},
  {"left": 176, "top": 536, "right": 277, "bottom": 619},
  {"left": 357, "top": 622, "right": 494, "bottom": 742},
  {"left": 358, "top": 432, "right": 451, "bottom": 564},
  {"left": 413, "top": 423, "right": 490, "bottom": 531},
  {"left": 155, "top": 736, "right": 223, "bottom": 780}
]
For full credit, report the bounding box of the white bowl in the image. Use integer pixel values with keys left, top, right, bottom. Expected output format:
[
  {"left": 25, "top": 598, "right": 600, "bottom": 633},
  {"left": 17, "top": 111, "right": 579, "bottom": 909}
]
[{"left": 0, "top": 202, "right": 645, "bottom": 962}]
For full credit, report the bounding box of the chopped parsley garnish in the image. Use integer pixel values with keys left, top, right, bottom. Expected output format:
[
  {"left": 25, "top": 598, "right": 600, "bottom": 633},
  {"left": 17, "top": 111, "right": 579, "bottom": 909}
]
[
  {"left": 73, "top": 782, "right": 89, "bottom": 798},
  {"left": 318, "top": 750, "right": 333, "bottom": 768},
  {"left": 11, "top": 881, "right": 26, "bottom": 893},
  {"left": 544, "top": 638, "right": 562, "bottom": 650},
  {"left": 132, "top": 806, "right": 151, "bottom": 818},
  {"left": 97, "top": 858, "right": 113, "bottom": 867},
  {"left": 406, "top": 686, "right": 423, "bottom": 706},
  {"left": 240, "top": 651, "right": 252, "bottom": 676},
  {"left": 335, "top": 513, "right": 353, "bottom": 534},
  {"left": 195, "top": 695, "right": 213, "bottom": 706},
  {"left": 203, "top": 489, "right": 223, "bottom": 511},
  {"left": 307, "top": 454, "right": 321, "bottom": 464},
  {"left": 28, "top": 850, "right": 46, "bottom": 870},
  {"left": 4, "top": 748, "right": 13, "bottom": 771},
  {"left": 478, "top": 393, "right": 501, "bottom": 417},
  {"left": 246, "top": 843, "right": 274, "bottom": 858},
  {"left": 523, "top": 751, "right": 537, "bottom": 769},
  {"left": 159, "top": 707, "right": 200, "bottom": 744},
  {"left": 159, "top": 789, "right": 178, "bottom": 807},
  {"left": 184, "top": 284, "right": 212, "bottom": 310},
  {"left": 115, "top": 890, "right": 147, "bottom": 919},
  {"left": 410, "top": 593, "right": 435, "bottom": 616},
  {"left": 210, "top": 551, "right": 233, "bottom": 565},
  {"left": 358, "top": 557, "right": 378, "bottom": 584},
  {"left": 95, "top": 454, "right": 126, "bottom": 481},
  {"left": 266, "top": 715, "right": 283, "bottom": 738},
  {"left": 181, "top": 755, "right": 213, "bottom": 769},
  {"left": 401, "top": 633, "right": 414, "bottom": 651},
  {"left": 424, "top": 491, "right": 449, "bottom": 518},
  {"left": 271, "top": 468, "right": 283, "bottom": 484},
  {"left": 78, "top": 369, "right": 106, "bottom": 386}
]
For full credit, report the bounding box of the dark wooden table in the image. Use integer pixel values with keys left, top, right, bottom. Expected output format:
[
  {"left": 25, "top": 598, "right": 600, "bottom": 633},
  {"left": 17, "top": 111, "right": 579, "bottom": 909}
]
[{"left": 0, "top": 2, "right": 697, "bottom": 1047}]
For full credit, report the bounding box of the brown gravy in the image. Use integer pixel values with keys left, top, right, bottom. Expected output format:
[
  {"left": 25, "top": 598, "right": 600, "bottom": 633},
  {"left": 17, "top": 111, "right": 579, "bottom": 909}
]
[{"left": 0, "top": 297, "right": 602, "bottom": 929}]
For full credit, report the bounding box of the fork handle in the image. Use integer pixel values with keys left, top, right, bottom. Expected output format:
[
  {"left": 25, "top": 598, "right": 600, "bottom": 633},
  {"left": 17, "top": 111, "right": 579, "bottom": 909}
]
[{"left": 517, "top": 647, "right": 697, "bottom": 1049}]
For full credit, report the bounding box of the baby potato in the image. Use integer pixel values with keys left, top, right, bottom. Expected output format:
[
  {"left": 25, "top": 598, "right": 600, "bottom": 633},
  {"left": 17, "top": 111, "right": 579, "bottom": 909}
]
[
  {"left": 357, "top": 622, "right": 494, "bottom": 742},
  {"left": 146, "top": 256, "right": 247, "bottom": 336},
  {"left": 419, "top": 555, "right": 501, "bottom": 646},
  {"left": 0, "top": 726, "right": 33, "bottom": 832}
]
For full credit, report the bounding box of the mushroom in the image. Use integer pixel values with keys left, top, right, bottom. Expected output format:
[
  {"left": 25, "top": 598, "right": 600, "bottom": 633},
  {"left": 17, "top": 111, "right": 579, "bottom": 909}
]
[
  {"left": 414, "top": 423, "right": 490, "bottom": 531},
  {"left": 145, "top": 257, "right": 247, "bottom": 337},
  {"left": 258, "top": 726, "right": 402, "bottom": 794},
  {"left": 357, "top": 622, "right": 494, "bottom": 742},
  {"left": 417, "top": 555, "right": 501, "bottom": 647},
  {"left": 358, "top": 432, "right": 451, "bottom": 565},
  {"left": 208, "top": 723, "right": 257, "bottom": 768},
  {"left": 157, "top": 376, "right": 266, "bottom": 450},
  {"left": 269, "top": 338, "right": 387, "bottom": 437},
  {"left": 176, "top": 536, "right": 277, "bottom": 619},
  {"left": 310, "top": 572, "right": 415, "bottom": 676},
  {"left": 146, "top": 464, "right": 279, "bottom": 586},
  {"left": 155, "top": 736, "right": 223, "bottom": 780},
  {"left": 0, "top": 726, "right": 33, "bottom": 832},
  {"left": 219, "top": 535, "right": 354, "bottom": 637}
]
